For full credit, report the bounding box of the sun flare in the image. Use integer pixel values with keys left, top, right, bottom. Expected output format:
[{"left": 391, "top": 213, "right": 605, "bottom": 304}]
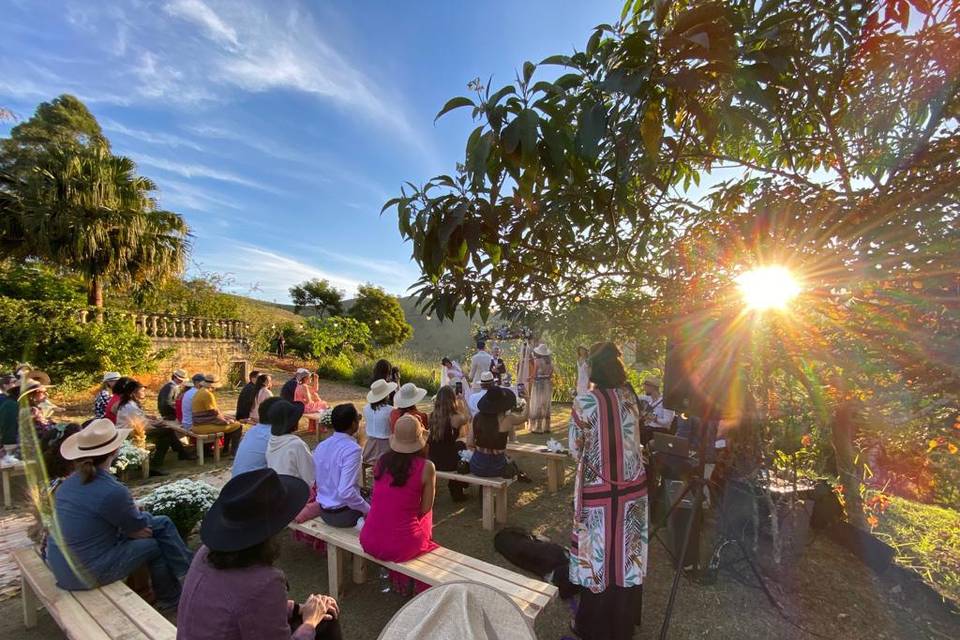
[{"left": 736, "top": 266, "right": 800, "bottom": 311}]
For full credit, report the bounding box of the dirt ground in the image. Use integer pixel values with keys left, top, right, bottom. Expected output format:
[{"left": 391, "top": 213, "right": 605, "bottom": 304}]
[{"left": 2, "top": 374, "right": 958, "bottom": 639}]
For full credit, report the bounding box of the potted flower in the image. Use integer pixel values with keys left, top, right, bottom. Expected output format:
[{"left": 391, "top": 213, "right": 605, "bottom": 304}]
[
  {"left": 110, "top": 441, "right": 150, "bottom": 481},
  {"left": 139, "top": 479, "right": 219, "bottom": 539}
]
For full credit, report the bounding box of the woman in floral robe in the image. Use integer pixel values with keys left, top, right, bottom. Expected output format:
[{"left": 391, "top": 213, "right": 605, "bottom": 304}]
[{"left": 568, "top": 342, "right": 648, "bottom": 640}]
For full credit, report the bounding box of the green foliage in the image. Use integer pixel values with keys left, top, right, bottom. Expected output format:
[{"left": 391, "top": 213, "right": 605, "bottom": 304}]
[
  {"left": 287, "top": 316, "right": 372, "bottom": 359},
  {"left": 121, "top": 275, "right": 243, "bottom": 319},
  {"left": 313, "top": 352, "right": 356, "bottom": 382},
  {"left": 348, "top": 284, "right": 413, "bottom": 348},
  {"left": 289, "top": 278, "right": 345, "bottom": 318},
  {"left": 0, "top": 295, "right": 156, "bottom": 383},
  {"left": 0, "top": 260, "right": 85, "bottom": 303}
]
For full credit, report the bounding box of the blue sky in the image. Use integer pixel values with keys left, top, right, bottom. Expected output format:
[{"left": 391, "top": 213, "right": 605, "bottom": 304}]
[{"left": 0, "top": 0, "right": 620, "bottom": 303}]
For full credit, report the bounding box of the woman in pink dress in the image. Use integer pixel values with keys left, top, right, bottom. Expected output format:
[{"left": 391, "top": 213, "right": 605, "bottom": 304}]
[
  {"left": 359, "top": 414, "right": 438, "bottom": 593},
  {"left": 294, "top": 372, "right": 328, "bottom": 414}
]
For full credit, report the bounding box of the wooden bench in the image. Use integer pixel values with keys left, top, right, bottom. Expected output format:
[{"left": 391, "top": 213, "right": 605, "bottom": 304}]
[
  {"left": 2, "top": 460, "right": 26, "bottom": 508},
  {"left": 289, "top": 518, "right": 557, "bottom": 624},
  {"left": 13, "top": 547, "right": 176, "bottom": 640},
  {"left": 160, "top": 421, "right": 224, "bottom": 466},
  {"left": 435, "top": 470, "right": 513, "bottom": 531},
  {"left": 506, "top": 442, "right": 569, "bottom": 493}
]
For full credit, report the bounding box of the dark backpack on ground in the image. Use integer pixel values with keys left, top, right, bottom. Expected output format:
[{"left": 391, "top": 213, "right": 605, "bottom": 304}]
[{"left": 493, "top": 527, "right": 579, "bottom": 599}]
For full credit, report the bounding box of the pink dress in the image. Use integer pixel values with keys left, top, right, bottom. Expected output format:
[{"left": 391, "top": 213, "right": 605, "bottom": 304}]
[
  {"left": 294, "top": 383, "right": 328, "bottom": 414},
  {"left": 359, "top": 456, "right": 438, "bottom": 562}
]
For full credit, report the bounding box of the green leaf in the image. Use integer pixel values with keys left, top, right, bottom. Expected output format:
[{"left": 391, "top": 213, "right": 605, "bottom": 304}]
[
  {"left": 434, "top": 96, "right": 475, "bottom": 123},
  {"left": 586, "top": 29, "right": 602, "bottom": 56},
  {"left": 380, "top": 197, "right": 401, "bottom": 214},
  {"left": 486, "top": 85, "right": 516, "bottom": 108},
  {"left": 641, "top": 101, "right": 663, "bottom": 158},
  {"left": 522, "top": 61, "right": 536, "bottom": 85},
  {"left": 467, "top": 131, "right": 494, "bottom": 179},
  {"left": 518, "top": 109, "right": 540, "bottom": 165},
  {"left": 576, "top": 101, "right": 607, "bottom": 161},
  {"left": 539, "top": 54, "right": 573, "bottom": 66},
  {"left": 502, "top": 117, "right": 521, "bottom": 154}
]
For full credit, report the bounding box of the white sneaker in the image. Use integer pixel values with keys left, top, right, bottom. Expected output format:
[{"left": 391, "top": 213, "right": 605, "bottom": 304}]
[{"left": 1, "top": 453, "right": 20, "bottom": 467}]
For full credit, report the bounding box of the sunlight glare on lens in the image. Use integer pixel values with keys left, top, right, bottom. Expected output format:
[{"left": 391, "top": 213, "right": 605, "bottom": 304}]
[{"left": 736, "top": 266, "right": 800, "bottom": 311}]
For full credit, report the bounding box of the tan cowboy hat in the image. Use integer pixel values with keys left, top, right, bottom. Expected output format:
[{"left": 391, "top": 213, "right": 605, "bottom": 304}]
[
  {"left": 102, "top": 371, "right": 121, "bottom": 383},
  {"left": 61, "top": 419, "right": 131, "bottom": 460},
  {"left": 172, "top": 368, "right": 187, "bottom": 381},
  {"left": 18, "top": 379, "right": 54, "bottom": 401},
  {"left": 390, "top": 414, "right": 428, "bottom": 454},
  {"left": 393, "top": 382, "right": 427, "bottom": 409},
  {"left": 533, "top": 344, "right": 551, "bottom": 357},
  {"left": 644, "top": 377, "right": 661, "bottom": 389},
  {"left": 203, "top": 373, "right": 221, "bottom": 387},
  {"left": 378, "top": 581, "right": 535, "bottom": 640},
  {"left": 367, "top": 379, "right": 398, "bottom": 404}
]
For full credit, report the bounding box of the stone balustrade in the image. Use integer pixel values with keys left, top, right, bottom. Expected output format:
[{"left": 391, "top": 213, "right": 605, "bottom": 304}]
[{"left": 77, "top": 308, "right": 249, "bottom": 342}]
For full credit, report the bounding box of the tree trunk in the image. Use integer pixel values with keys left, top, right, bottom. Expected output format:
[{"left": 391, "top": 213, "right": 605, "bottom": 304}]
[
  {"left": 87, "top": 277, "right": 104, "bottom": 310},
  {"left": 832, "top": 398, "right": 868, "bottom": 530}
]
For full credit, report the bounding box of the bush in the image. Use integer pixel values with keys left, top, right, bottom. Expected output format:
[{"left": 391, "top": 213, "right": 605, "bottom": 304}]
[
  {"left": 139, "top": 479, "right": 219, "bottom": 539},
  {"left": 314, "top": 352, "right": 356, "bottom": 381},
  {"left": 288, "top": 317, "right": 371, "bottom": 359}
]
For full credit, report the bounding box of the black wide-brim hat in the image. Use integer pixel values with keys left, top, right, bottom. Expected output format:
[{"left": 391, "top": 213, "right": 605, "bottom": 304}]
[
  {"left": 477, "top": 386, "right": 517, "bottom": 414},
  {"left": 200, "top": 468, "right": 309, "bottom": 552},
  {"left": 269, "top": 399, "right": 305, "bottom": 436}
]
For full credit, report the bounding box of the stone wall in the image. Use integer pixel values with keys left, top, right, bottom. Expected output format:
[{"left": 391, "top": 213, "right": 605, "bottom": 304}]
[{"left": 150, "top": 338, "right": 252, "bottom": 383}]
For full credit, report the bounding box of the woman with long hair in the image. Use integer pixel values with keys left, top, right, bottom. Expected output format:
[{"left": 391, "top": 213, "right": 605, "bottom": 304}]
[
  {"left": 528, "top": 344, "right": 554, "bottom": 433},
  {"left": 568, "top": 342, "right": 648, "bottom": 640},
  {"left": 115, "top": 379, "right": 194, "bottom": 472},
  {"left": 371, "top": 359, "right": 399, "bottom": 405},
  {"left": 249, "top": 373, "right": 274, "bottom": 424},
  {"left": 427, "top": 386, "right": 470, "bottom": 502},
  {"left": 468, "top": 387, "right": 529, "bottom": 479},
  {"left": 359, "top": 415, "right": 438, "bottom": 594}
]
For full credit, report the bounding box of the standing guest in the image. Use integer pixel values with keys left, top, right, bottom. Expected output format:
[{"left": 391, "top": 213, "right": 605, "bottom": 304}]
[
  {"left": 249, "top": 374, "right": 275, "bottom": 424},
  {"left": 362, "top": 380, "right": 397, "bottom": 467},
  {"left": 468, "top": 341, "right": 493, "bottom": 392},
  {"left": 277, "top": 332, "right": 286, "bottom": 358},
  {"left": 265, "top": 400, "right": 313, "bottom": 487},
  {"left": 297, "top": 404, "right": 370, "bottom": 527},
  {"left": 359, "top": 415, "right": 438, "bottom": 593},
  {"left": 294, "top": 371, "right": 328, "bottom": 414},
  {"left": 235, "top": 370, "right": 261, "bottom": 423},
  {"left": 177, "top": 468, "right": 342, "bottom": 640},
  {"left": 280, "top": 369, "right": 306, "bottom": 402},
  {"left": 45, "top": 420, "right": 193, "bottom": 610},
  {"left": 489, "top": 346, "right": 508, "bottom": 385},
  {"left": 157, "top": 369, "right": 187, "bottom": 421},
  {"left": 467, "top": 372, "right": 496, "bottom": 418},
  {"left": 191, "top": 375, "right": 243, "bottom": 455},
  {"left": 516, "top": 335, "right": 536, "bottom": 394},
  {"left": 104, "top": 377, "right": 131, "bottom": 424},
  {"left": 175, "top": 377, "right": 194, "bottom": 423},
  {"left": 568, "top": 342, "right": 648, "bottom": 640},
  {"left": 390, "top": 383, "right": 428, "bottom": 432},
  {"left": 427, "top": 386, "right": 470, "bottom": 502},
  {"left": 638, "top": 377, "right": 675, "bottom": 431},
  {"left": 0, "top": 383, "right": 20, "bottom": 463},
  {"left": 468, "top": 387, "right": 528, "bottom": 479},
  {"left": 94, "top": 372, "right": 121, "bottom": 419},
  {"left": 115, "top": 379, "right": 195, "bottom": 472},
  {"left": 232, "top": 397, "right": 283, "bottom": 477},
  {"left": 576, "top": 346, "right": 591, "bottom": 396},
  {"left": 528, "top": 344, "right": 555, "bottom": 433}
]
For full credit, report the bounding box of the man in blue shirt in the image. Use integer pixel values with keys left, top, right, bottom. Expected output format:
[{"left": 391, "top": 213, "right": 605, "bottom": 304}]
[
  {"left": 180, "top": 373, "right": 204, "bottom": 428},
  {"left": 232, "top": 396, "right": 281, "bottom": 476}
]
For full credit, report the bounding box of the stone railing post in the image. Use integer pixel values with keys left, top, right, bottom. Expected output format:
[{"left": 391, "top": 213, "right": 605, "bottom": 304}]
[{"left": 149, "top": 315, "right": 158, "bottom": 337}]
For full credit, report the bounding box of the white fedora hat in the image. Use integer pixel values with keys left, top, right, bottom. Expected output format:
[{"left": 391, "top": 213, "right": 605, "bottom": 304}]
[
  {"left": 479, "top": 371, "right": 495, "bottom": 383},
  {"left": 367, "top": 379, "right": 398, "bottom": 404},
  {"left": 61, "top": 419, "right": 131, "bottom": 460},
  {"left": 393, "top": 382, "right": 427, "bottom": 409},
  {"left": 533, "top": 344, "right": 551, "bottom": 357}
]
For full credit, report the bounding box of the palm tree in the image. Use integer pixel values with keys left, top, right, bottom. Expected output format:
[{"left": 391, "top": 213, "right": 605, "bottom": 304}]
[{"left": 7, "top": 145, "right": 190, "bottom": 307}]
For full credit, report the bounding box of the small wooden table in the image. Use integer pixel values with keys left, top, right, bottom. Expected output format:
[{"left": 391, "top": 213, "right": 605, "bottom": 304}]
[{"left": 506, "top": 442, "right": 569, "bottom": 493}]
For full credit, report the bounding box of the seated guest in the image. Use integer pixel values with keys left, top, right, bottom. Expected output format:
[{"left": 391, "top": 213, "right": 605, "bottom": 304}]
[
  {"left": 297, "top": 403, "right": 370, "bottom": 527},
  {"left": 427, "top": 386, "right": 470, "bottom": 502},
  {"left": 467, "top": 372, "right": 496, "bottom": 417},
  {"left": 235, "top": 369, "right": 261, "bottom": 423},
  {"left": 191, "top": 374, "right": 243, "bottom": 455},
  {"left": 177, "top": 468, "right": 342, "bottom": 639},
  {"left": 249, "top": 373, "right": 275, "bottom": 424},
  {"left": 362, "top": 380, "right": 397, "bottom": 467},
  {"left": 0, "top": 383, "right": 21, "bottom": 463},
  {"left": 104, "top": 376, "right": 131, "bottom": 424},
  {"left": 93, "top": 372, "right": 121, "bottom": 419},
  {"left": 469, "top": 387, "right": 528, "bottom": 479},
  {"left": 359, "top": 415, "right": 438, "bottom": 593},
  {"left": 265, "top": 400, "right": 313, "bottom": 487},
  {"left": 294, "top": 370, "right": 328, "bottom": 414},
  {"left": 45, "top": 420, "right": 192, "bottom": 610},
  {"left": 115, "top": 379, "right": 195, "bottom": 472},
  {"left": 175, "top": 377, "right": 194, "bottom": 423},
  {"left": 31, "top": 423, "right": 83, "bottom": 557},
  {"left": 233, "top": 397, "right": 282, "bottom": 477},
  {"left": 280, "top": 369, "right": 306, "bottom": 402},
  {"left": 157, "top": 369, "right": 187, "bottom": 421},
  {"left": 23, "top": 379, "right": 56, "bottom": 437},
  {"left": 389, "top": 383, "right": 428, "bottom": 432}
]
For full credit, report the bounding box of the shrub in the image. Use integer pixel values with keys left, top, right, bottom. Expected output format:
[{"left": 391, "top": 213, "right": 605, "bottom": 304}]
[
  {"left": 288, "top": 317, "right": 371, "bottom": 359},
  {"left": 314, "top": 352, "right": 356, "bottom": 381},
  {"left": 139, "top": 479, "right": 218, "bottom": 539}
]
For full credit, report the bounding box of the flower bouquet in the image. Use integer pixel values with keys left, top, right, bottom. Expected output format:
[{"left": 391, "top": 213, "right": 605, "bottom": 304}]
[
  {"left": 110, "top": 441, "right": 149, "bottom": 478},
  {"left": 320, "top": 409, "right": 334, "bottom": 428},
  {"left": 139, "top": 479, "right": 219, "bottom": 539}
]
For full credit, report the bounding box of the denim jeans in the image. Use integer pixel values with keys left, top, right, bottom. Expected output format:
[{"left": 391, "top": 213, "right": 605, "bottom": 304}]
[{"left": 48, "top": 514, "right": 192, "bottom": 608}]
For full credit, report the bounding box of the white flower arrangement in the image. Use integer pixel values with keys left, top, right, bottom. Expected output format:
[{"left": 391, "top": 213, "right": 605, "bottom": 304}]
[
  {"left": 110, "top": 441, "right": 150, "bottom": 475},
  {"left": 511, "top": 397, "right": 528, "bottom": 413},
  {"left": 320, "top": 409, "right": 334, "bottom": 427},
  {"left": 139, "top": 479, "right": 219, "bottom": 537},
  {"left": 545, "top": 438, "right": 568, "bottom": 454}
]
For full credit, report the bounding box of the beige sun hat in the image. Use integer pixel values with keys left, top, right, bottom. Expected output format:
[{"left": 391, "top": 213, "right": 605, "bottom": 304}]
[
  {"left": 102, "top": 371, "right": 121, "bottom": 383},
  {"left": 389, "top": 414, "right": 428, "bottom": 454},
  {"left": 172, "top": 368, "right": 188, "bottom": 381},
  {"left": 367, "top": 379, "right": 399, "bottom": 404},
  {"left": 393, "top": 382, "right": 427, "bottom": 409},
  {"left": 533, "top": 344, "right": 551, "bottom": 357},
  {"left": 378, "top": 581, "right": 535, "bottom": 640},
  {"left": 18, "top": 379, "right": 54, "bottom": 401},
  {"left": 61, "top": 419, "right": 131, "bottom": 460}
]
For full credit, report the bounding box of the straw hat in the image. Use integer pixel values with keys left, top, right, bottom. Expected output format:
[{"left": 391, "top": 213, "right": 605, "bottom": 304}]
[
  {"left": 61, "top": 419, "right": 131, "bottom": 460},
  {"left": 203, "top": 374, "right": 221, "bottom": 387},
  {"left": 172, "top": 368, "right": 187, "bottom": 381},
  {"left": 533, "top": 344, "right": 551, "bottom": 357},
  {"left": 393, "top": 382, "right": 427, "bottom": 409},
  {"left": 378, "top": 582, "right": 535, "bottom": 640},
  {"left": 390, "top": 414, "right": 428, "bottom": 454},
  {"left": 102, "top": 371, "right": 121, "bottom": 383},
  {"left": 479, "top": 371, "right": 495, "bottom": 384},
  {"left": 367, "top": 379, "right": 398, "bottom": 404},
  {"left": 18, "top": 379, "right": 54, "bottom": 401}
]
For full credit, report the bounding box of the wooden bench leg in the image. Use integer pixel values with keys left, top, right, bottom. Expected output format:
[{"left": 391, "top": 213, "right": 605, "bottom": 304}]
[
  {"left": 21, "top": 574, "right": 39, "bottom": 628},
  {"left": 213, "top": 435, "right": 222, "bottom": 464},
  {"left": 141, "top": 456, "right": 150, "bottom": 480},
  {"left": 481, "top": 487, "right": 495, "bottom": 531},
  {"left": 495, "top": 486, "right": 508, "bottom": 524},
  {"left": 195, "top": 439, "right": 205, "bottom": 466},
  {"left": 547, "top": 461, "right": 561, "bottom": 493},
  {"left": 2, "top": 470, "right": 12, "bottom": 509},
  {"left": 352, "top": 554, "right": 367, "bottom": 585},
  {"left": 326, "top": 545, "right": 346, "bottom": 600}
]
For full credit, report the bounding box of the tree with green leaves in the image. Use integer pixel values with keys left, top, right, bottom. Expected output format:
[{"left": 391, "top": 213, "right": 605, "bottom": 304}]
[
  {"left": 289, "top": 278, "right": 345, "bottom": 318},
  {"left": 348, "top": 284, "right": 413, "bottom": 347},
  {"left": 0, "top": 95, "right": 190, "bottom": 308},
  {"left": 387, "top": 0, "right": 960, "bottom": 527}
]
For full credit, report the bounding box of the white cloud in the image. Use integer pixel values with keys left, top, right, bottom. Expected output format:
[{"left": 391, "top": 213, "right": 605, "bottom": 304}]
[
  {"left": 128, "top": 151, "right": 282, "bottom": 194},
  {"left": 154, "top": 178, "right": 242, "bottom": 212},
  {"left": 164, "top": 0, "right": 239, "bottom": 49},
  {"left": 103, "top": 118, "right": 204, "bottom": 151}
]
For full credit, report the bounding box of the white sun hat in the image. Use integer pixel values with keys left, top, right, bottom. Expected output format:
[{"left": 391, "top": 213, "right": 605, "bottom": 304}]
[
  {"left": 393, "top": 382, "right": 427, "bottom": 409},
  {"left": 367, "top": 379, "right": 399, "bottom": 404},
  {"left": 533, "top": 344, "right": 552, "bottom": 357}
]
